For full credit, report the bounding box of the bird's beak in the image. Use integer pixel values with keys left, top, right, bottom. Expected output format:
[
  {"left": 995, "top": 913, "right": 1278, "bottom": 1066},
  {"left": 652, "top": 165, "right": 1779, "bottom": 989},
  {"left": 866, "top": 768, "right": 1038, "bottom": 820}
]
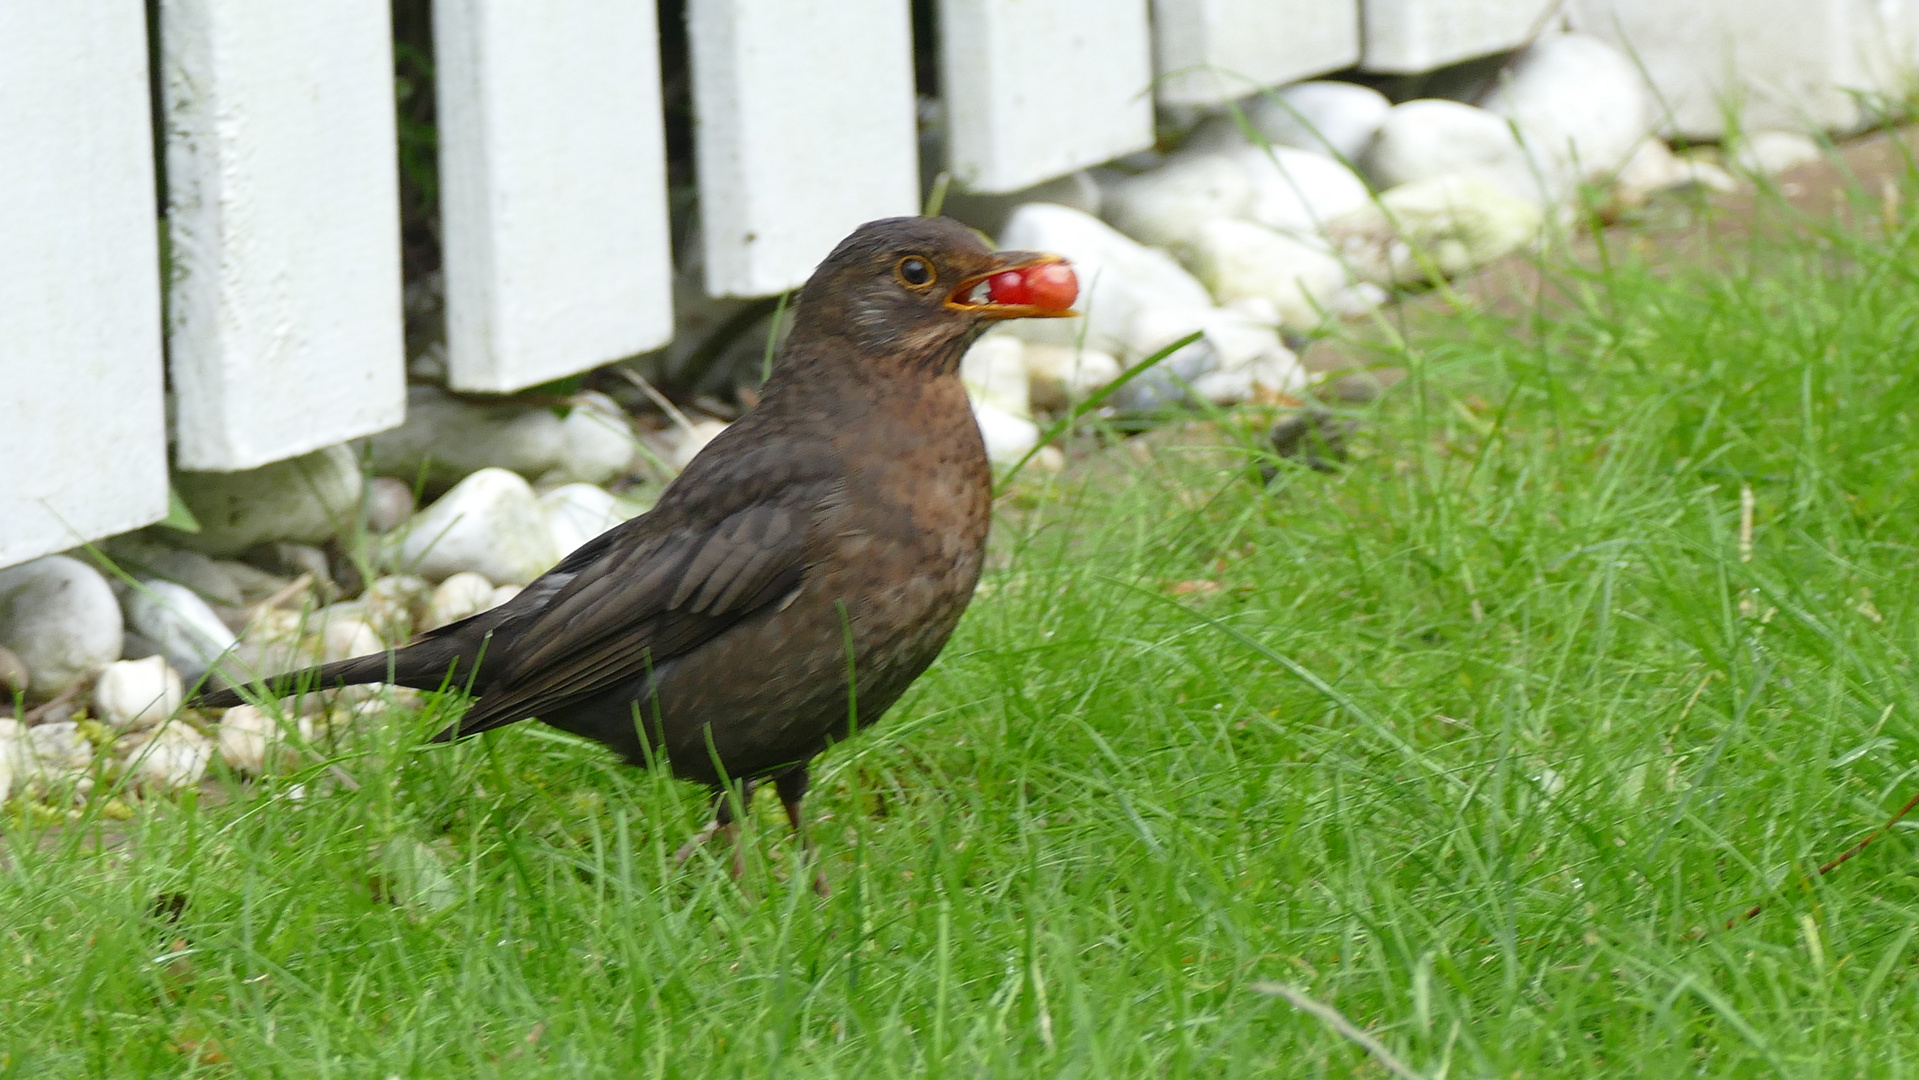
[{"left": 945, "top": 253, "right": 1079, "bottom": 320}]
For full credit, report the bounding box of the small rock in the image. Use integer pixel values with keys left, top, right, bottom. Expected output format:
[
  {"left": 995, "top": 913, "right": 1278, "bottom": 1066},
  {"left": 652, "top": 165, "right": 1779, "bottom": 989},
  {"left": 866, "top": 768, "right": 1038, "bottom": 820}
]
[
  {"left": 1023, "top": 343, "right": 1123, "bottom": 412},
  {"left": 488, "top": 585, "right": 522, "bottom": 609},
  {"left": 998, "top": 203, "right": 1216, "bottom": 358},
  {"left": 246, "top": 543, "right": 338, "bottom": 598},
  {"left": 1187, "top": 81, "right": 1392, "bottom": 163},
  {"left": 362, "top": 385, "right": 569, "bottom": 488},
  {"left": 1735, "top": 131, "right": 1823, "bottom": 177},
  {"left": 1190, "top": 349, "right": 1306, "bottom": 406},
  {"left": 540, "top": 484, "right": 626, "bottom": 561},
  {"left": 0, "top": 718, "right": 22, "bottom": 802},
  {"left": 1332, "top": 172, "right": 1545, "bottom": 283},
  {"left": 972, "top": 401, "right": 1042, "bottom": 467},
  {"left": 1114, "top": 304, "right": 1297, "bottom": 410},
  {"left": 320, "top": 614, "right": 383, "bottom": 663},
  {"left": 1268, "top": 409, "right": 1356, "bottom": 473},
  {"left": 1481, "top": 32, "right": 1654, "bottom": 197},
  {"left": 171, "top": 444, "right": 364, "bottom": 556},
  {"left": 1232, "top": 145, "right": 1374, "bottom": 238},
  {"left": 216, "top": 704, "right": 311, "bottom": 774},
  {"left": 961, "top": 334, "right": 1032, "bottom": 418},
  {"left": 1188, "top": 219, "right": 1353, "bottom": 330},
  {"left": 665, "top": 419, "right": 729, "bottom": 473},
  {"left": 1364, "top": 100, "right": 1540, "bottom": 206},
  {"left": 1101, "top": 152, "right": 1255, "bottom": 252},
  {"left": 378, "top": 837, "right": 459, "bottom": 911},
  {"left": 359, "top": 574, "right": 432, "bottom": 640},
  {"left": 425, "top": 572, "right": 498, "bottom": 631},
  {"left": 364, "top": 478, "right": 417, "bottom": 534},
  {"left": 0, "top": 645, "right": 28, "bottom": 698},
  {"left": 21, "top": 720, "right": 93, "bottom": 793},
  {"left": 121, "top": 723, "right": 214, "bottom": 790},
  {"left": 543, "top": 391, "right": 641, "bottom": 487},
  {"left": 389, "top": 468, "right": 558, "bottom": 586},
  {"left": 0, "top": 555, "right": 124, "bottom": 698},
  {"left": 107, "top": 541, "right": 247, "bottom": 607},
  {"left": 124, "top": 580, "right": 239, "bottom": 682},
  {"left": 93, "top": 656, "right": 185, "bottom": 732}
]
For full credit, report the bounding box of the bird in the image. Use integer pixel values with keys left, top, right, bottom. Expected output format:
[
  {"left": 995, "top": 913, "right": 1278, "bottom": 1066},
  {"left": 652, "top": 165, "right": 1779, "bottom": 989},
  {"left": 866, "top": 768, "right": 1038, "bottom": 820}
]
[{"left": 197, "top": 215, "right": 1078, "bottom": 889}]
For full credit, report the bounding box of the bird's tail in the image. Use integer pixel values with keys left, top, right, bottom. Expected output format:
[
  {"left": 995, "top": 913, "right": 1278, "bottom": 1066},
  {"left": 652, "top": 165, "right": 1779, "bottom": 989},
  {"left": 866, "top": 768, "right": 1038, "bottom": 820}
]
[{"left": 193, "top": 638, "right": 472, "bottom": 711}]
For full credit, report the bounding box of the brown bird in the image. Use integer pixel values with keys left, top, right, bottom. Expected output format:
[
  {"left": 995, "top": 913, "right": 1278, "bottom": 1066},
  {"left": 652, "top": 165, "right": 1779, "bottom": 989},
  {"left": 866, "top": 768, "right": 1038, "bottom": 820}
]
[{"left": 198, "top": 216, "right": 1077, "bottom": 884}]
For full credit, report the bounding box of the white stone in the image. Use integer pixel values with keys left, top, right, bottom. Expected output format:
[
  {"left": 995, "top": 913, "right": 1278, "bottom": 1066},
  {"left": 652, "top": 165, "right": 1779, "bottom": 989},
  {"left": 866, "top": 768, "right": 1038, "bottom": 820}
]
[
  {"left": 159, "top": 0, "right": 405, "bottom": 469},
  {"left": 1232, "top": 145, "right": 1375, "bottom": 237},
  {"left": 667, "top": 419, "right": 731, "bottom": 473},
  {"left": 540, "top": 484, "right": 626, "bottom": 560},
  {"left": 93, "top": 657, "right": 185, "bottom": 732},
  {"left": 488, "top": 585, "right": 522, "bottom": 609},
  {"left": 434, "top": 0, "right": 674, "bottom": 393},
  {"left": 1334, "top": 172, "right": 1546, "bottom": 283},
  {"left": 1100, "top": 152, "right": 1256, "bottom": 253},
  {"left": 1188, "top": 219, "right": 1354, "bottom": 330},
  {"left": 125, "top": 580, "right": 239, "bottom": 682},
  {"left": 364, "top": 477, "right": 417, "bottom": 534},
  {"left": 1114, "top": 303, "right": 1298, "bottom": 409},
  {"left": 1566, "top": 0, "right": 1919, "bottom": 138},
  {"left": 122, "top": 723, "right": 215, "bottom": 790},
  {"left": 22, "top": 721, "right": 93, "bottom": 793},
  {"left": 0, "top": 3, "right": 169, "bottom": 569},
  {"left": 1360, "top": 0, "right": 1559, "bottom": 74},
  {"left": 998, "top": 203, "right": 1216, "bottom": 357},
  {"left": 1481, "top": 33, "right": 1655, "bottom": 196},
  {"left": 1023, "top": 344, "right": 1124, "bottom": 412},
  {"left": 363, "top": 385, "right": 569, "bottom": 487},
  {"left": 972, "top": 402, "right": 1042, "bottom": 467},
  {"left": 391, "top": 468, "right": 558, "bottom": 586},
  {"left": 941, "top": 170, "right": 1105, "bottom": 237},
  {"left": 1150, "top": 0, "right": 1362, "bottom": 106},
  {"left": 939, "top": 0, "right": 1154, "bottom": 193},
  {"left": 425, "top": 571, "right": 498, "bottom": 631},
  {"left": 216, "top": 704, "right": 312, "bottom": 774},
  {"left": 0, "top": 719, "right": 22, "bottom": 803},
  {"left": 1194, "top": 81, "right": 1393, "bottom": 164},
  {"left": 0, "top": 556, "right": 124, "bottom": 697},
  {"left": 961, "top": 334, "right": 1032, "bottom": 418},
  {"left": 320, "top": 615, "right": 383, "bottom": 663},
  {"left": 689, "top": 0, "right": 920, "bottom": 296},
  {"left": 1364, "top": 100, "right": 1541, "bottom": 205},
  {"left": 1611, "top": 139, "right": 1742, "bottom": 202},
  {"left": 359, "top": 574, "right": 432, "bottom": 640},
  {"left": 546, "top": 392, "right": 641, "bottom": 486},
  {"left": 1191, "top": 349, "right": 1307, "bottom": 405},
  {"left": 1735, "top": 132, "right": 1825, "bottom": 177},
  {"left": 171, "top": 443, "right": 366, "bottom": 556}
]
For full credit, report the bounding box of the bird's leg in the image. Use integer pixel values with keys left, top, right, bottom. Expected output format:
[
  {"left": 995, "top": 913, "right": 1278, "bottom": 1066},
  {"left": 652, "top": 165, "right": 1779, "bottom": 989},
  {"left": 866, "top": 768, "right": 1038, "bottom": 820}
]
[
  {"left": 673, "top": 779, "right": 753, "bottom": 879},
  {"left": 775, "top": 765, "right": 829, "bottom": 897}
]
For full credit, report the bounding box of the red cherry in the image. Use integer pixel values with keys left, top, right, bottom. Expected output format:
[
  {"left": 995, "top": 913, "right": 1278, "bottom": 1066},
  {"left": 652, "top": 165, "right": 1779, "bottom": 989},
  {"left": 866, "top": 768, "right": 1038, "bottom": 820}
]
[
  {"left": 986, "top": 270, "right": 1032, "bottom": 305},
  {"left": 1023, "top": 263, "right": 1078, "bottom": 312}
]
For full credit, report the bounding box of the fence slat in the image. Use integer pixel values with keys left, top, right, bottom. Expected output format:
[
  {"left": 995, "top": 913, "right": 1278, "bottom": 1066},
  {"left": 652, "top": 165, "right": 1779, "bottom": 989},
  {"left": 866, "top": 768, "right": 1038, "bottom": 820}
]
[
  {"left": 1359, "top": 0, "right": 1558, "bottom": 74},
  {"left": 689, "top": 0, "right": 921, "bottom": 298},
  {"left": 435, "top": 0, "right": 676, "bottom": 393},
  {"left": 0, "top": 3, "right": 169, "bottom": 568},
  {"left": 1150, "top": 0, "right": 1361, "bottom": 107},
  {"left": 938, "top": 0, "right": 1155, "bottom": 195},
  {"left": 160, "top": 0, "right": 406, "bottom": 471}
]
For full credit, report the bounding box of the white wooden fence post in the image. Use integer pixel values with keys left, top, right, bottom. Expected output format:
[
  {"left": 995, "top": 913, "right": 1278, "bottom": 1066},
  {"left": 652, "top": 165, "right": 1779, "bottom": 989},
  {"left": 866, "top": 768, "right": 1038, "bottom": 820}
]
[
  {"left": 434, "top": 0, "right": 677, "bottom": 393},
  {"left": 688, "top": 0, "right": 922, "bottom": 298},
  {"left": 938, "top": 0, "right": 1156, "bottom": 195},
  {"left": 160, "top": 0, "right": 407, "bottom": 471},
  {"left": 0, "top": 2, "right": 170, "bottom": 568},
  {"left": 1149, "top": 0, "right": 1362, "bottom": 107},
  {"left": 1359, "top": 0, "right": 1560, "bottom": 75}
]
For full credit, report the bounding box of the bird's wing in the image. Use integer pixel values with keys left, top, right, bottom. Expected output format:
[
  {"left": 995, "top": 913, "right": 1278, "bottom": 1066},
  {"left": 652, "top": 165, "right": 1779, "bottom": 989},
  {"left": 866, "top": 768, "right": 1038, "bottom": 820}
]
[{"left": 439, "top": 446, "right": 840, "bottom": 740}]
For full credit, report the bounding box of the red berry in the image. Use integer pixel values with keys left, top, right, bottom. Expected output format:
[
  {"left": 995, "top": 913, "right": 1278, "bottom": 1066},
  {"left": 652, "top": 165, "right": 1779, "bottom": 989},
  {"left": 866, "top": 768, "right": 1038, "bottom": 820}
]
[
  {"left": 986, "top": 270, "right": 1031, "bottom": 306},
  {"left": 1023, "top": 263, "right": 1078, "bottom": 312}
]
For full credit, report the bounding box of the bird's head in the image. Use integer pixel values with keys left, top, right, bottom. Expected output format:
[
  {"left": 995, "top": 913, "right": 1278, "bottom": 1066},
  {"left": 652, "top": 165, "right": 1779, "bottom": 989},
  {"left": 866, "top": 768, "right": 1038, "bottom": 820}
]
[{"left": 785, "top": 216, "right": 1077, "bottom": 374}]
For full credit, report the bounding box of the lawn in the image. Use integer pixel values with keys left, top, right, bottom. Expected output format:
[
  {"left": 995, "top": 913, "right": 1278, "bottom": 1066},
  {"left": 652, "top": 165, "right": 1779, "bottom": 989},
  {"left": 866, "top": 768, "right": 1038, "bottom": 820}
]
[{"left": 8, "top": 175, "right": 1919, "bottom": 1077}]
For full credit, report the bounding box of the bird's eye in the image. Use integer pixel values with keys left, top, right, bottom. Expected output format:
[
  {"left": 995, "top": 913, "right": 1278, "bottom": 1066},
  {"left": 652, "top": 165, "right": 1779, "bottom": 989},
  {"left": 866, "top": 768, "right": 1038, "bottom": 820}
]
[{"left": 895, "top": 256, "right": 934, "bottom": 289}]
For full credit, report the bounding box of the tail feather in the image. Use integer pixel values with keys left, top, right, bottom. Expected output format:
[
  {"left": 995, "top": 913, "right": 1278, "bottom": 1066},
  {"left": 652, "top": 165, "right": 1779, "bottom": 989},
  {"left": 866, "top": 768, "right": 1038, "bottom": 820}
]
[{"left": 193, "top": 639, "right": 471, "bottom": 710}]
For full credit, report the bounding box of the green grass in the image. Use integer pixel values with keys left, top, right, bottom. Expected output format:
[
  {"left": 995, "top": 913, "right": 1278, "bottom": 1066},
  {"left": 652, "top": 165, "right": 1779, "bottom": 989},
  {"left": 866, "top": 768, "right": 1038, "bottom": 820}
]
[{"left": 11, "top": 183, "right": 1919, "bottom": 1077}]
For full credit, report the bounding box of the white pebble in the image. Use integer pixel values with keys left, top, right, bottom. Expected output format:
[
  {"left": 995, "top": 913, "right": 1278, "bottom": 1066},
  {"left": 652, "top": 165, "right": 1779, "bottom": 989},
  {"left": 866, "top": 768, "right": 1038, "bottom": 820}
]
[
  {"left": 122, "top": 724, "right": 214, "bottom": 790},
  {"left": 216, "top": 704, "right": 310, "bottom": 774},
  {"left": 425, "top": 572, "right": 497, "bottom": 631},
  {"left": 92, "top": 656, "right": 185, "bottom": 732}
]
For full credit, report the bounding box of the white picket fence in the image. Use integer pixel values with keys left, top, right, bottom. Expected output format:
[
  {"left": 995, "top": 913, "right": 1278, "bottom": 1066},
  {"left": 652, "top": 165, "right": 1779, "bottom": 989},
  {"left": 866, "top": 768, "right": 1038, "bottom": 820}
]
[{"left": 3, "top": 0, "right": 1910, "bottom": 570}]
